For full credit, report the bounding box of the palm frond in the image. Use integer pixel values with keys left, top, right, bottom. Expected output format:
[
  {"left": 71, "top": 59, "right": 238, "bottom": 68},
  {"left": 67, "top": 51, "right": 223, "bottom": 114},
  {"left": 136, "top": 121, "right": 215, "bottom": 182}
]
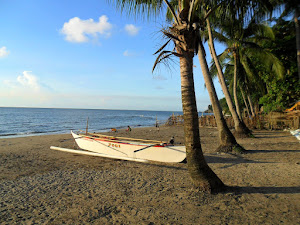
[
  {"left": 187, "top": 0, "right": 195, "bottom": 26},
  {"left": 162, "top": 0, "right": 180, "bottom": 24},
  {"left": 152, "top": 50, "right": 181, "bottom": 72},
  {"left": 109, "top": 0, "right": 164, "bottom": 20},
  {"left": 262, "top": 51, "right": 285, "bottom": 79},
  {"left": 239, "top": 54, "right": 256, "bottom": 82},
  {"left": 162, "top": 30, "right": 183, "bottom": 42},
  {"left": 212, "top": 30, "right": 230, "bottom": 45},
  {"left": 217, "top": 50, "right": 231, "bottom": 64},
  {"left": 244, "top": 22, "right": 274, "bottom": 40},
  {"left": 154, "top": 39, "right": 171, "bottom": 54}
]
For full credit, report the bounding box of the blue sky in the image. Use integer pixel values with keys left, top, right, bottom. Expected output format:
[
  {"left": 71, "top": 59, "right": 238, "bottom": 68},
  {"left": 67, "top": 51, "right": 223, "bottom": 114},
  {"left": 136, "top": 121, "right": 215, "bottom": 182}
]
[{"left": 0, "top": 0, "right": 225, "bottom": 111}]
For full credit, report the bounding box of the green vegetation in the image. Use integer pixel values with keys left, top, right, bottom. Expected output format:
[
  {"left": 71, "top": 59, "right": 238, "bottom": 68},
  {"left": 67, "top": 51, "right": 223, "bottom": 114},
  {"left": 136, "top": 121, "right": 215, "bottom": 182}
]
[
  {"left": 213, "top": 18, "right": 299, "bottom": 114},
  {"left": 259, "top": 19, "right": 300, "bottom": 112}
]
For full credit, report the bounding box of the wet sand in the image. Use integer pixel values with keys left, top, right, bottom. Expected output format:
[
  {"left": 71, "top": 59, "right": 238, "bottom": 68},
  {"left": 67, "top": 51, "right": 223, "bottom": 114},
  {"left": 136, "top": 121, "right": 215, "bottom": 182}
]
[{"left": 0, "top": 126, "right": 299, "bottom": 224}]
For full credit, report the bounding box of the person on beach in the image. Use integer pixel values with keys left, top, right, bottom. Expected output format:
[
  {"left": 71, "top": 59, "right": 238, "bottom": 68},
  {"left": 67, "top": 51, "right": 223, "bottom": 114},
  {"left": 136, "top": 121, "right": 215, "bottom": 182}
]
[
  {"left": 169, "top": 136, "right": 174, "bottom": 145},
  {"left": 127, "top": 126, "right": 131, "bottom": 132},
  {"left": 155, "top": 121, "right": 160, "bottom": 131}
]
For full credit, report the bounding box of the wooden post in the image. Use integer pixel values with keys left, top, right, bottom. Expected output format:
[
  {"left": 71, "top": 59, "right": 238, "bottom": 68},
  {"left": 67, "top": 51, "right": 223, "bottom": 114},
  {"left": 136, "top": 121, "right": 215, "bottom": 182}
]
[
  {"left": 86, "top": 117, "right": 89, "bottom": 135},
  {"left": 172, "top": 113, "right": 175, "bottom": 125},
  {"left": 294, "top": 116, "right": 300, "bottom": 129}
]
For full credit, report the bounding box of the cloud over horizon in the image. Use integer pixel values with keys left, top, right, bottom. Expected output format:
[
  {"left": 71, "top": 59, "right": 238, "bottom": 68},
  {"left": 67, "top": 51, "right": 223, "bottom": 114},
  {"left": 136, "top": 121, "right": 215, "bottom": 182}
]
[
  {"left": 17, "top": 71, "right": 40, "bottom": 90},
  {"left": 1, "top": 71, "right": 56, "bottom": 106},
  {"left": 61, "top": 16, "right": 113, "bottom": 43},
  {"left": 3, "top": 71, "right": 50, "bottom": 93},
  {"left": 124, "top": 24, "right": 140, "bottom": 36},
  {"left": 0, "top": 46, "right": 9, "bottom": 58}
]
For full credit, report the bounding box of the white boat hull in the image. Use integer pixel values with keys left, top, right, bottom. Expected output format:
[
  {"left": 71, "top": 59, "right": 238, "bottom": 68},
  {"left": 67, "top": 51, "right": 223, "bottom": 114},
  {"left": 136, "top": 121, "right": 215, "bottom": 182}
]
[{"left": 71, "top": 131, "right": 186, "bottom": 163}]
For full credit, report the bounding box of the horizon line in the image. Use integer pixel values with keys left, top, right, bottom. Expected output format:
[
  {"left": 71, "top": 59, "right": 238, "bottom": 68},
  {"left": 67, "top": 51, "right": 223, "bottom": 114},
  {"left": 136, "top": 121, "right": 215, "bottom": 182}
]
[{"left": 0, "top": 106, "right": 186, "bottom": 112}]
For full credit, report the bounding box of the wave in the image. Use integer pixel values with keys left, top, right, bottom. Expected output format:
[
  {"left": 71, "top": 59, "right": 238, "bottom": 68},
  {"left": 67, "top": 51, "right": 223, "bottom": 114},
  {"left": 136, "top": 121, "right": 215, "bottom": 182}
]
[
  {"left": 0, "top": 130, "right": 62, "bottom": 138},
  {"left": 0, "top": 108, "right": 174, "bottom": 138}
]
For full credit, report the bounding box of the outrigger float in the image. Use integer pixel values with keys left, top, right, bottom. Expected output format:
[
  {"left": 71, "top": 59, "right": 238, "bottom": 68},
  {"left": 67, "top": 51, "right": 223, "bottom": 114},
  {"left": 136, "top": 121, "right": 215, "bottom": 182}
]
[{"left": 50, "top": 131, "right": 186, "bottom": 163}]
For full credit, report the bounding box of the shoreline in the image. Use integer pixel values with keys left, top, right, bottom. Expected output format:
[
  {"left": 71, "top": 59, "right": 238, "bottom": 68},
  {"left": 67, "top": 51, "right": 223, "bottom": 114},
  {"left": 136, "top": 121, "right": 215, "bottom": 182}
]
[
  {"left": 0, "top": 125, "right": 158, "bottom": 139},
  {"left": 1, "top": 126, "right": 299, "bottom": 224}
]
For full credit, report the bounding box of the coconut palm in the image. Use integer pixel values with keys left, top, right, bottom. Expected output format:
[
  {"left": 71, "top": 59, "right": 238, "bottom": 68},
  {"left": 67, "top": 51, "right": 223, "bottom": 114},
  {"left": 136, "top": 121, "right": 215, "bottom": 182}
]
[
  {"left": 111, "top": 0, "right": 225, "bottom": 192},
  {"left": 197, "top": 39, "right": 244, "bottom": 152},
  {"left": 164, "top": 2, "right": 246, "bottom": 152},
  {"left": 196, "top": 37, "right": 245, "bottom": 152},
  {"left": 212, "top": 15, "right": 284, "bottom": 121},
  {"left": 206, "top": 17, "right": 253, "bottom": 137},
  {"left": 210, "top": 23, "right": 285, "bottom": 118}
]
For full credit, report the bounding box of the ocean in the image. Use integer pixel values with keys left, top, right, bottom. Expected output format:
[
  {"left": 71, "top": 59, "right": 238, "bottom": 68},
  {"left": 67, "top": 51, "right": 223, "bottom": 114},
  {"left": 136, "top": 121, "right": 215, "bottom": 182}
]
[{"left": 0, "top": 107, "right": 186, "bottom": 138}]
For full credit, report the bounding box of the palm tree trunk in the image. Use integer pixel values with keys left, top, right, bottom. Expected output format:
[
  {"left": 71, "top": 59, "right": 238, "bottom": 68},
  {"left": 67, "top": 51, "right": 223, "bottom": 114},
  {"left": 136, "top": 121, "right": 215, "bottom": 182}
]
[
  {"left": 240, "top": 86, "right": 250, "bottom": 117},
  {"left": 247, "top": 94, "right": 255, "bottom": 117},
  {"left": 206, "top": 18, "right": 252, "bottom": 137},
  {"left": 233, "top": 52, "right": 242, "bottom": 120},
  {"left": 179, "top": 49, "right": 225, "bottom": 192},
  {"left": 197, "top": 41, "right": 244, "bottom": 153},
  {"left": 294, "top": 10, "right": 300, "bottom": 80}
]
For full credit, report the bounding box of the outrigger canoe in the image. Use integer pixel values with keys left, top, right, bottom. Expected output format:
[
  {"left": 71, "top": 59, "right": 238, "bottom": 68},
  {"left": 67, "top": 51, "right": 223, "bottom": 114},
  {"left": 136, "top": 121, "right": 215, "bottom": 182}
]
[{"left": 61, "top": 131, "right": 186, "bottom": 163}]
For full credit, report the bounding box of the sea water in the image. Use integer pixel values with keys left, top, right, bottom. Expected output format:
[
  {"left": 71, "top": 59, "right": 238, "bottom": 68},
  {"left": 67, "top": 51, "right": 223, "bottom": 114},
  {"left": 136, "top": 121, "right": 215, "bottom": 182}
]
[{"left": 0, "top": 107, "right": 186, "bottom": 138}]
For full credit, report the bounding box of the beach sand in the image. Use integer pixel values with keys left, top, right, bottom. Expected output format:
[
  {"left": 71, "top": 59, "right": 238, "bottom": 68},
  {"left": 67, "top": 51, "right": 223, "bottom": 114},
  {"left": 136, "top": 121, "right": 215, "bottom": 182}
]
[{"left": 0, "top": 126, "right": 299, "bottom": 224}]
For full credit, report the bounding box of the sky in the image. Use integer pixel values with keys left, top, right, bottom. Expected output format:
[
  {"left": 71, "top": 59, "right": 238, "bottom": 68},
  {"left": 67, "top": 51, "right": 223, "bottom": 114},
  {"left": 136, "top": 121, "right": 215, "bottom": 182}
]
[{"left": 0, "top": 0, "right": 225, "bottom": 112}]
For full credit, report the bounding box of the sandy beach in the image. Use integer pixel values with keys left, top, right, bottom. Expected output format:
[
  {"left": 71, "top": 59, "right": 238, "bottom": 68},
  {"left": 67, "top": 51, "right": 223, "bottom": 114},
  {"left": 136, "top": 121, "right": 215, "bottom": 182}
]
[{"left": 0, "top": 126, "right": 299, "bottom": 224}]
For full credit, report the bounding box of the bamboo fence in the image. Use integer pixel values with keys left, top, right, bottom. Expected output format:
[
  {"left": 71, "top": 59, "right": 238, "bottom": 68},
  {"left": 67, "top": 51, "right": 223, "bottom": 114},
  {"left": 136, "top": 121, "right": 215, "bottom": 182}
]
[{"left": 165, "top": 111, "right": 300, "bottom": 130}]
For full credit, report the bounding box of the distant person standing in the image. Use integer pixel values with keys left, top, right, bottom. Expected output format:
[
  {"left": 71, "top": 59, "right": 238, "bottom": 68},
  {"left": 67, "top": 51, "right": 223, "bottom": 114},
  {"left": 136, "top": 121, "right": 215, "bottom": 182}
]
[
  {"left": 127, "top": 126, "right": 131, "bottom": 132},
  {"left": 169, "top": 136, "right": 174, "bottom": 145},
  {"left": 155, "top": 120, "right": 160, "bottom": 131}
]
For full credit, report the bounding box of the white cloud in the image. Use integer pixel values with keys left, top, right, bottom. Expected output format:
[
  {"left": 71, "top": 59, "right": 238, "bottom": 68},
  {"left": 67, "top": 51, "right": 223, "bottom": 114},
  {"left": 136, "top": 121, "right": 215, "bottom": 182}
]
[
  {"left": 153, "top": 75, "right": 167, "bottom": 80},
  {"left": 3, "top": 71, "right": 41, "bottom": 92},
  {"left": 17, "top": 71, "right": 40, "bottom": 90},
  {"left": 0, "top": 46, "right": 9, "bottom": 58},
  {"left": 124, "top": 24, "right": 140, "bottom": 36},
  {"left": 123, "top": 50, "right": 136, "bottom": 57},
  {"left": 123, "top": 50, "right": 130, "bottom": 57},
  {"left": 0, "top": 71, "right": 55, "bottom": 106},
  {"left": 61, "top": 16, "right": 113, "bottom": 43}
]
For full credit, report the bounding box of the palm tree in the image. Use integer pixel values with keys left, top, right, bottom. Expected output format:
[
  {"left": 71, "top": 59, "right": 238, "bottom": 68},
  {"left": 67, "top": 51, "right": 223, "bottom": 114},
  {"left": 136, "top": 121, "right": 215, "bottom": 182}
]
[
  {"left": 165, "top": 2, "right": 246, "bottom": 152},
  {"left": 112, "top": 0, "right": 225, "bottom": 192},
  {"left": 206, "top": 17, "right": 253, "bottom": 137},
  {"left": 212, "top": 16, "right": 284, "bottom": 122},
  {"left": 240, "top": 86, "right": 250, "bottom": 116},
  {"left": 197, "top": 39, "right": 244, "bottom": 152},
  {"left": 214, "top": 55, "right": 266, "bottom": 115}
]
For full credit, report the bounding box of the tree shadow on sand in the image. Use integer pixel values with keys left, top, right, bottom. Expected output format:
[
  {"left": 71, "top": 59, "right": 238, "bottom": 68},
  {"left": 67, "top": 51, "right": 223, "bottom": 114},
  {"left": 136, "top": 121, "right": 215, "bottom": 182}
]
[
  {"left": 227, "top": 186, "right": 300, "bottom": 194},
  {"left": 137, "top": 154, "right": 271, "bottom": 170},
  {"left": 204, "top": 154, "right": 272, "bottom": 169},
  {"left": 245, "top": 149, "right": 300, "bottom": 153},
  {"left": 254, "top": 135, "right": 293, "bottom": 139}
]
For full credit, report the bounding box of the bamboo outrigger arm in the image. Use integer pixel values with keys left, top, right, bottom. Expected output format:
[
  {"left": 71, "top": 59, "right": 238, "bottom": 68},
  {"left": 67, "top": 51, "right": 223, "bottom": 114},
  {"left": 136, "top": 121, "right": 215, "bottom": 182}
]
[
  {"left": 86, "top": 132, "right": 166, "bottom": 144},
  {"left": 50, "top": 146, "right": 149, "bottom": 163}
]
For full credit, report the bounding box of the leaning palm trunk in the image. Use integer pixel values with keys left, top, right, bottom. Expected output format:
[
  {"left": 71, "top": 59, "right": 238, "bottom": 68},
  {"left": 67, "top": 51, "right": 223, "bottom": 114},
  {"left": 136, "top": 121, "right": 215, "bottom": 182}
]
[
  {"left": 197, "top": 40, "right": 244, "bottom": 153},
  {"left": 178, "top": 45, "right": 225, "bottom": 192},
  {"left": 240, "top": 86, "right": 250, "bottom": 117},
  {"left": 206, "top": 19, "right": 252, "bottom": 137},
  {"left": 247, "top": 94, "right": 255, "bottom": 117},
  {"left": 233, "top": 52, "right": 242, "bottom": 120},
  {"left": 295, "top": 10, "right": 300, "bottom": 80}
]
